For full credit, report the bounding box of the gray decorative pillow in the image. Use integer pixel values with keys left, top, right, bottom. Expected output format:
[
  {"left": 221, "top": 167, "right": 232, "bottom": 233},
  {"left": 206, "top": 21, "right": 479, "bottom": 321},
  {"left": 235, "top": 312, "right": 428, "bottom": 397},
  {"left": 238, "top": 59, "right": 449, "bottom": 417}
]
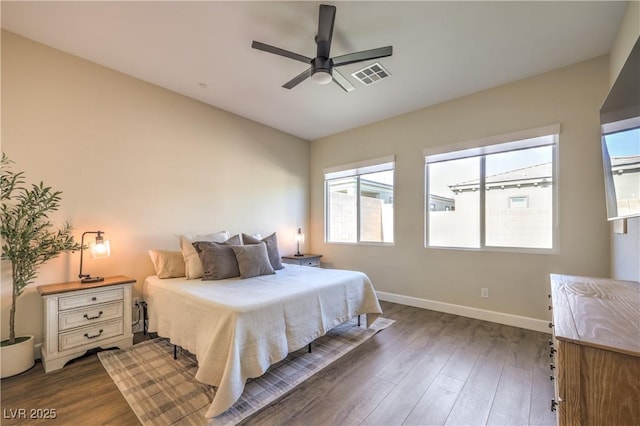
[
  {"left": 193, "top": 235, "right": 242, "bottom": 280},
  {"left": 231, "top": 243, "right": 275, "bottom": 279},
  {"left": 179, "top": 231, "right": 230, "bottom": 279},
  {"left": 241, "top": 232, "right": 284, "bottom": 270}
]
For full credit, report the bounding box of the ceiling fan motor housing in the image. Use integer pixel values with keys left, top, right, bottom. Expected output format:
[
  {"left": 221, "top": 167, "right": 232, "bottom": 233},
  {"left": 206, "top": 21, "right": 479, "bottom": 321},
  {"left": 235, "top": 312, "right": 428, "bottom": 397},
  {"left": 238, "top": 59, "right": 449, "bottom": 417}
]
[{"left": 312, "top": 57, "right": 332, "bottom": 74}]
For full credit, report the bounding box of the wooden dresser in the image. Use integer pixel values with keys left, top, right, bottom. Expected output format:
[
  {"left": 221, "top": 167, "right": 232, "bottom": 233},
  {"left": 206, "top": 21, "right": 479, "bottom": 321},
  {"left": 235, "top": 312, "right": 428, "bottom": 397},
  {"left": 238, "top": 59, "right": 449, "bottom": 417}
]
[{"left": 549, "top": 274, "right": 640, "bottom": 426}]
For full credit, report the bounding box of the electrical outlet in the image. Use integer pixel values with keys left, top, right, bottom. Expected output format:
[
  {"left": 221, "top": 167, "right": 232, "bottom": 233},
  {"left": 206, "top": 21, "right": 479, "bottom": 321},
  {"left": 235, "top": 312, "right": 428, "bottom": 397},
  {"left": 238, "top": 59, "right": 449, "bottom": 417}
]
[
  {"left": 133, "top": 297, "right": 140, "bottom": 307},
  {"left": 481, "top": 288, "right": 489, "bottom": 298}
]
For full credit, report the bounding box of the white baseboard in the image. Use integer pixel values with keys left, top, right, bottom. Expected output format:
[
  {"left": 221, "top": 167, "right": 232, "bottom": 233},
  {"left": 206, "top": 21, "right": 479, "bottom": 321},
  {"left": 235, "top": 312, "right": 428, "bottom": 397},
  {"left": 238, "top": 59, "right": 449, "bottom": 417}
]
[{"left": 377, "top": 291, "right": 551, "bottom": 333}]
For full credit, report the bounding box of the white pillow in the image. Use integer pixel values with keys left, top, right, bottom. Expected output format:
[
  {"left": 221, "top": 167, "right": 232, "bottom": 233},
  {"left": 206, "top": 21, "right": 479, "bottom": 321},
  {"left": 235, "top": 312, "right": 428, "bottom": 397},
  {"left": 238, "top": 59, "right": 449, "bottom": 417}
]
[{"left": 178, "top": 231, "right": 230, "bottom": 279}]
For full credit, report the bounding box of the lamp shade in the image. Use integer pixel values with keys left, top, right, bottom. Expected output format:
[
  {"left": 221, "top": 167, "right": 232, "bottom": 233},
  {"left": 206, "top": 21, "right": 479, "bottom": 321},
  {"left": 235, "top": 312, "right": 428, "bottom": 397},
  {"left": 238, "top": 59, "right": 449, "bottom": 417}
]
[{"left": 89, "top": 239, "right": 110, "bottom": 259}]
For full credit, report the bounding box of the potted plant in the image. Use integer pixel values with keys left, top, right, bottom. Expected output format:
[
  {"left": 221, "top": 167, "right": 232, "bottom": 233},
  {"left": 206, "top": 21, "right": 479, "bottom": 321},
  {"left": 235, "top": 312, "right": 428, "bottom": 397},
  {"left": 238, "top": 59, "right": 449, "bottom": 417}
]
[{"left": 1, "top": 153, "right": 82, "bottom": 378}]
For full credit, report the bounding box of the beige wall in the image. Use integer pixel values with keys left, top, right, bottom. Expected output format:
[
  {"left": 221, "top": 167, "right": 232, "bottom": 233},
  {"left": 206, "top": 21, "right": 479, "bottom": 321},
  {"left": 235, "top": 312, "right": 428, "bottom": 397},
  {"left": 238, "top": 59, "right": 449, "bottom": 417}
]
[
  {"left": 608, "top": 1, "right": 640, "bottom": 281},
  {"left": 1, "top": 31, "right": 310, "bottom": 343},
  {"left": 310, "top": 56, "right": 611, "bottom": 323}
]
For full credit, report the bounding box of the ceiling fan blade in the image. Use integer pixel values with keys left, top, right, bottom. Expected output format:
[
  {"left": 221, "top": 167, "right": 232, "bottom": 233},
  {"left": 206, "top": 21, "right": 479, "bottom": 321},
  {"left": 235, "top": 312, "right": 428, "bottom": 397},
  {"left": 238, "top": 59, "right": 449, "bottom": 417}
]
[
  {"left": 316, "top": 4, "right": 336, "bottom": 59},
  {"left": 332, "top": 69, "right": 355, "bottom": 93},
  {"left": 252, "top": 41, "right": 312, "bottom": 64},
  {"left": 332, "top": 46, "right": 393, "bottom": 67},
  {"left": 283, "top": 68, "right": 313, "bottom": 89}
]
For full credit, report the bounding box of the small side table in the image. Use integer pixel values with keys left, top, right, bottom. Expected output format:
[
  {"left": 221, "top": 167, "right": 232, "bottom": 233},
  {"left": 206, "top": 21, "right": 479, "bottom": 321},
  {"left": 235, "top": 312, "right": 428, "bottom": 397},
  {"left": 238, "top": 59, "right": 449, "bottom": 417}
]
[
  {"left": 281, "top": 254, "right": 323, "bottom": 268},
  {"left": 37, "top": 275, "right": 135, "bottom": 373}
]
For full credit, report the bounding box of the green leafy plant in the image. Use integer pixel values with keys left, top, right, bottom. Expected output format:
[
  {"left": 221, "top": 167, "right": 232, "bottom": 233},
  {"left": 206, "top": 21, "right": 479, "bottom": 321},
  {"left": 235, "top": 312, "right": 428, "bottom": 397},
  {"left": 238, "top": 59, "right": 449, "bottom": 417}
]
[{"left": 1, "top": 153, "right": 82, "bottom": 346}]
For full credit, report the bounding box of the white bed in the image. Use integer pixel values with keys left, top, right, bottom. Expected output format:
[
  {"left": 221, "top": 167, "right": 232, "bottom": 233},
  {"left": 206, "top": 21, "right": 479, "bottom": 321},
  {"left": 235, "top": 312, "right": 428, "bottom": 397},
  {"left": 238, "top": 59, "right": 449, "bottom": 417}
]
[{"left": 142, "top": 263, "right": 382, "bottom": 418}]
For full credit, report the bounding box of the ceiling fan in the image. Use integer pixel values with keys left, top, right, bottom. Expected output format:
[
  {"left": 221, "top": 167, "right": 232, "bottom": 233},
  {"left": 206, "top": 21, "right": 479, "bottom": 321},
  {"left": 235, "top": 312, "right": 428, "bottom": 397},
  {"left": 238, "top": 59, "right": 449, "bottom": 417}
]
[{"left": 252, "top": 4, "right": 392, "bottom": 92}]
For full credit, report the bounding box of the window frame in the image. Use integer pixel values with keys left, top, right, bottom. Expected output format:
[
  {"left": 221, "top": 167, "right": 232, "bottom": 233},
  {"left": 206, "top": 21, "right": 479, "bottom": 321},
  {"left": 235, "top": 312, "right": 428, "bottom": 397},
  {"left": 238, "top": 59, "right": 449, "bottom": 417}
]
[
  {"left": 324, "top": 155, "right": 395, "bottom": 245},
  {"left": 424, "top": 125, "right": 560, "bottom": 254}
]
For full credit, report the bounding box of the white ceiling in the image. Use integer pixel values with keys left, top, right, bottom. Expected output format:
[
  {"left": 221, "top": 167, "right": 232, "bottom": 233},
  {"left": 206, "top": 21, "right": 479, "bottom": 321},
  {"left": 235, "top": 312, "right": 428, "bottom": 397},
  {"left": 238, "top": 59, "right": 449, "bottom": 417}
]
[{"left": 1, "top": 1, "right": 628, "bottom": 141}]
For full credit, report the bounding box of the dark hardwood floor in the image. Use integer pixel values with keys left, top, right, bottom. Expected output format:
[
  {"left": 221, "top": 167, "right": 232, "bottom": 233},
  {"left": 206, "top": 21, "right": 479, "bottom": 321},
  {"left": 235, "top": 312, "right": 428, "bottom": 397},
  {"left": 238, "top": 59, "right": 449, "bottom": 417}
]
[{"left": 1, "top": 301, "right": 556, "bottom": 425}]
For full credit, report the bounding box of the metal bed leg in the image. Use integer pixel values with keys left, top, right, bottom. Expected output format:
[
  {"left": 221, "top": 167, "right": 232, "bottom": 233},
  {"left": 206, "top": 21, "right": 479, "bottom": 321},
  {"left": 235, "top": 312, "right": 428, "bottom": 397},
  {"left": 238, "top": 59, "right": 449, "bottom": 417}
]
[
  {"left": 308, "top": 343, "right": 312, "bottom": 353},
  {"left": 173, "top": 345, "right": 178, "bottom": 360},
  {"left": 358, "top": 314, "right": 361, "bottom": 327},
  {"left": 141, "top": 301, "right": 148, "bottom": 335}
]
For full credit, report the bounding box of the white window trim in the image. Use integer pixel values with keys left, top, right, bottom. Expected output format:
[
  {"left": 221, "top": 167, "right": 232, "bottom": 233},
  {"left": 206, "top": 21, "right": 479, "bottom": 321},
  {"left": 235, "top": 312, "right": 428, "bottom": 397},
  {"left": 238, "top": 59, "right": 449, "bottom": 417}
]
[
  {"left": 424, "top": 125, "right": 560, "bottom": 254},
  {"left": 423, "top": 124, "right": 561, "bottom": 160},
  {"left": 324, "top": 155, "right": 395, "bottom": 179},
  {"left": 324, "top": 155, "right": 395, "bottom": 245}
]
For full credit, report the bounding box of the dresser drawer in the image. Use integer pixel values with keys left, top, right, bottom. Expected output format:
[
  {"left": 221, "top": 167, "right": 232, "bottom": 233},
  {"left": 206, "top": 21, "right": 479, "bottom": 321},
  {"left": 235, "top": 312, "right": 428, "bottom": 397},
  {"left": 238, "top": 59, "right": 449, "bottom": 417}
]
[
  {"left": 282, "top": 255, "right": 322, "bottom": 267},
  {"left": 58, "top": 319, "right": 124, "bottom": 351},
  {"left": 58, "top": 288, "right": 123, "bottom": 311},
  {"left": 300, "top": 258, "right": 320, "bottom": 267},
  {"left": 58, "top": 301, "right": 124, "bottom": 332}
]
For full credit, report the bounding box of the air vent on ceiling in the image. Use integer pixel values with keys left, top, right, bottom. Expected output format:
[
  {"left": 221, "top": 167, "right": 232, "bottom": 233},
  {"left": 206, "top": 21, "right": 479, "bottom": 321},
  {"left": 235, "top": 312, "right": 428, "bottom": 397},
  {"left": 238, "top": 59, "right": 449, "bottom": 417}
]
[{"left": 351, "top": 62, "right": 390, "bottom": 86}]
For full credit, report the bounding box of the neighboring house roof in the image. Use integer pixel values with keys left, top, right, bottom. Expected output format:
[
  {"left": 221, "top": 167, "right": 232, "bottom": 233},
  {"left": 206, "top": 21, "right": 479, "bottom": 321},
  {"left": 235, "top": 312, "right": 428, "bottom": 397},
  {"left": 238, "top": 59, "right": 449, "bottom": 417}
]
[
  {"left": 450, "top": 162, "right": 552, "bottom": 193},
  {"left": 611, "top": 155, "right": 640, "bottom": 173}
]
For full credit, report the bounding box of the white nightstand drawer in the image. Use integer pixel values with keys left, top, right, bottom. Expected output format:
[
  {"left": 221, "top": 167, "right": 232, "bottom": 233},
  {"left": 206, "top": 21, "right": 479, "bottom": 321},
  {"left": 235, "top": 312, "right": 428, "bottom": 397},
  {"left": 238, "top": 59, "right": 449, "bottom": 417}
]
[
  {"left": 58, "top": 319, "right": 124, "bottom": 351},
  {"left": 281, "top": 254, "right": 322, "bottom": 267},
  {"left": 58, "top": 301, "right": 124, "bottom": 332},
  {"left": 300, "top": 258, "right": 320, "bottom": 267},
  {"left": 58, "top": 288, "right": 123, "bottom": 311}
]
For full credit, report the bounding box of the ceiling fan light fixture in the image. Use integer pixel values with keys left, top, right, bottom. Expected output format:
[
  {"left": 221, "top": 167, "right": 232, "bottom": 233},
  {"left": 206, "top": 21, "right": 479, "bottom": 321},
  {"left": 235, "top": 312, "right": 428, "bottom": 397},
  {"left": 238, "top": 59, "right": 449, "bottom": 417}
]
[{"left": 311, "top": 70, "right": 333, "bottom": 85}]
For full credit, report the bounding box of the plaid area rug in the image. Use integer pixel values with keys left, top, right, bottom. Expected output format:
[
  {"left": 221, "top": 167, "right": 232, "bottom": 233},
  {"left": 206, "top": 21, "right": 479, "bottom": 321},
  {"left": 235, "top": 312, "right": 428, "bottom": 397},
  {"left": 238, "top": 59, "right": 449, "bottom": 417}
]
[{"left": 98, "top": 316, "right": 394, "bottom": 426}]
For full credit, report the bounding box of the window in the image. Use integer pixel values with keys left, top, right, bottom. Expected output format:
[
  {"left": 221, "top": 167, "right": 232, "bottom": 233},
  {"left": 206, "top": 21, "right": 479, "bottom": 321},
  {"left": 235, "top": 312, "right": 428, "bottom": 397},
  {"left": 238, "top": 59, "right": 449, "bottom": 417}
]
[
  {"left": 601, "top": 118, "right": 640, "bottom": 220},
  {"left": 325, "top": 156, "right": 394, "bottom": 244},
  {"left": 509, "top": 196, "right": 528, "bottom": 209},
  {"left": 425, "top": 125, "right": 558, "bottom": 251}
]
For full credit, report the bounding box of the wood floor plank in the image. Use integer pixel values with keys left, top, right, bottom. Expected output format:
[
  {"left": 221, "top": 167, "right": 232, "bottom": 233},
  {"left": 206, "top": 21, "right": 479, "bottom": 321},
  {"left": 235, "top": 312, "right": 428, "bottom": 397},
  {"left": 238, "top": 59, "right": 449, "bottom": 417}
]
[
  {"left": 362, "top": 315, "right": 481, "bottom": 425},
  {"left": 443, "top": 341, "right": 508, "bottom": 425},
  {"left": 403, "top": 373, "right": 466, "bottom": 426},
  {"left": 486, "top": 365, "right": 532, "bottom": 425},
  {"left": 375, "top": 310, "right": 445, "bottom": 385},
  {"left": 529, "top": 333, "right": 558, "bottom": 426}
]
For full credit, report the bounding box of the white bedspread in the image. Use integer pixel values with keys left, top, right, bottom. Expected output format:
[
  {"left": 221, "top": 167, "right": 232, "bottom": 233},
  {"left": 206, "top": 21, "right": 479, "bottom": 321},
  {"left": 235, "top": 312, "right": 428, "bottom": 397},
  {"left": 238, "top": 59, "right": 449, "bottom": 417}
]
[{"left": 142, "top": 264, "right": 382, "bottom": 418}]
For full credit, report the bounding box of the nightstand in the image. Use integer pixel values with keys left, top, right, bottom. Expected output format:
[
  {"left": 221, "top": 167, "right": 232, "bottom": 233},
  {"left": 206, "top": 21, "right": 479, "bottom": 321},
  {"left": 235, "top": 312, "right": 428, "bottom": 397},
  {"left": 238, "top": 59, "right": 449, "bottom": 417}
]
[
  {"left": 281, "top": 254, "right": 323, "bottom": 268},
  {"left": 37, "top": 275, "right": 135, "bottom": 373}
]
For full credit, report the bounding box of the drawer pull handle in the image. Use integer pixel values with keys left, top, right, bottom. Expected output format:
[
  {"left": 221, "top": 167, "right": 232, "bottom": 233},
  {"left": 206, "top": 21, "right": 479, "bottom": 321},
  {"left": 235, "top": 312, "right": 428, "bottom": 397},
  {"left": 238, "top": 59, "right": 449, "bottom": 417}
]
[
  {"left": 549, "top": 348, "right": 557, "bottom": 357},
  {"left": 83, "top": 311, "right": 103, "bottom": 320},
  {"left": 91, "top": 297, "right": 97, "bottom": 301},
  {"left": 551, "top": 399, "right": 557, "bottom": 412},
  {"left": 550, "top": 375, "right": 554, "bottom": 381},
  {"left": 548, "top": 322, "right": 553, "bottom": 328},
  {"left": 549, "top": 363, "right": 555, "bottom": 371},
  {"left": 84, "top": 329, "right": 104, "bottom": 340}
]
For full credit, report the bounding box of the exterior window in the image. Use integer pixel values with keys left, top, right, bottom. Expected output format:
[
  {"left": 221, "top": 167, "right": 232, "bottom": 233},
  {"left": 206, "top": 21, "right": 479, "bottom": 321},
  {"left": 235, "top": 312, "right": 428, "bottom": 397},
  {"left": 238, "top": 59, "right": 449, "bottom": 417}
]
[
  {"left": 425, "top": 126, "right": 558, "bottom": 251},
  {"left": 509, "top": 196, "right": 528, "bottom": 209},
  {"left": 325, "top": 156, "right": 394, "bottom": 244}
]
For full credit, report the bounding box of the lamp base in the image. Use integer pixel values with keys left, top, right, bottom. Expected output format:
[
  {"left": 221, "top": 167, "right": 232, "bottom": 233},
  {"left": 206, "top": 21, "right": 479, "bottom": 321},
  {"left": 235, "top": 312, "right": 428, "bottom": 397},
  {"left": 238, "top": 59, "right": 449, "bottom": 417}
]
[
  {"left": 80, "top": 276, "right": 104, "bottom": 283},
  {"left": 294, "top": 253, "right": 304, "bottom": 257}
]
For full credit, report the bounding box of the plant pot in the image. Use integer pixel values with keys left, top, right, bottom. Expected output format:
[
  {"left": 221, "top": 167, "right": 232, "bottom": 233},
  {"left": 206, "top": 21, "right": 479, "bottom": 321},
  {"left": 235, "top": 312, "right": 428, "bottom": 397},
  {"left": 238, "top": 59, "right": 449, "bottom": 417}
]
[{"left": 1, "top": 335, "right": 35, "bottom": 378}]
